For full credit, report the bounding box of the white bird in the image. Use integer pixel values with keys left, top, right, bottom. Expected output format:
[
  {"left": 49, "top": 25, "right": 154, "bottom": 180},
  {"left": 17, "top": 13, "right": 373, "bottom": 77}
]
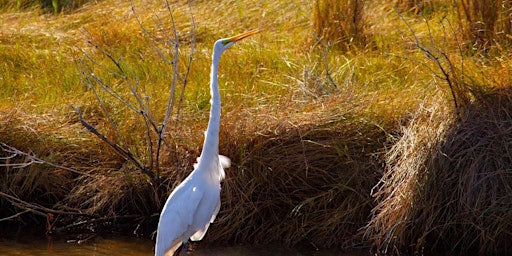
[{"left": 154, "top": 29, "right": 259, "bottom": 256}]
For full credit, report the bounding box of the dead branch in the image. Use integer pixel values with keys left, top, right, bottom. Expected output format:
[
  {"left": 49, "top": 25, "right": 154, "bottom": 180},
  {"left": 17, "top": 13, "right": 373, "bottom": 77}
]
[
  {"left": 53, "top": 214, "right": 142, "bottom": 233},
  {"left": 0, "top": 143, "right": 91, "bottom": 177},
  {"left": 0, "top": 209, "right": 31, "bottom": 222},
  {"left": 395, "top": 8, "right": 471, "bottom": 117},
  {"left": 0, "top": 191, "right": 87, "bottom": 217},
  {"left": 74, "top": 2, "right": 196, "bottom": 192}
]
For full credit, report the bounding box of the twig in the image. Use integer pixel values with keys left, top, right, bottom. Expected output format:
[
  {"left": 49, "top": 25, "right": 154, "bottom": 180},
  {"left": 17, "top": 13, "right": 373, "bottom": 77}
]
[
  {"left": 72, "top": 106, "right": 157, "bottom": 183},
  {"left": 0, "top": 209, "right": 31, "bottom": 222},
  {"left": 172, "top": 0, "right": 196, "bottom": 131},
  {"left": 53, "top": 214, "right": 142, "bottom": 233},
  {"left": 395, "top": 8, "right": 462, "bottom": 117},
  {"left": 0, "top": 143, "right": 91, "bottom": 177},
  {"left": 160, "top": 0, "right": 181, "bottom": 137},
  {"left": 0, "top": 191, "right": 86, "bottom": 217},
  {"left": 322, "top": 41, "right": 339, "bottom": 91}
]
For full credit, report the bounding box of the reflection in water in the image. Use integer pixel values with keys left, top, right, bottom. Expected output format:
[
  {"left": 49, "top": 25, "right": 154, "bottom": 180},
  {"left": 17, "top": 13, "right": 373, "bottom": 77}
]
[
  {"left": 0, "top": 235, "right": 152, "bottom": 256},
  {"left": 0, "top": 235, "right": 370, "bottom": 256}
]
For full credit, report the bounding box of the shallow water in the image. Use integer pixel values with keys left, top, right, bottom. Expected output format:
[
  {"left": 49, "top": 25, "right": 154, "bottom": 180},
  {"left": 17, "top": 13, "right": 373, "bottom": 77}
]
[{"left": 0, "top": 235, "right": 371, "bottom": 256}]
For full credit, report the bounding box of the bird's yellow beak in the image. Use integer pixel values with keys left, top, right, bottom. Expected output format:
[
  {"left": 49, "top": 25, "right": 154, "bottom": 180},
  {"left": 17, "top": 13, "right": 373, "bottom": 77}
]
[{"left": 227, "top": 29, "right": 260, "bottom": 43}]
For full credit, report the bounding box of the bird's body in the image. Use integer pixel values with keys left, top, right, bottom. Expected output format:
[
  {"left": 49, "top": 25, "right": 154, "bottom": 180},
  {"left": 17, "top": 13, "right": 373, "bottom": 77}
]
[
  {"left": 154, "top": 30, "right": 259, "bottom": 256},
  {"left": 154, "top": 155, "right": 230, "bottom": 256}
]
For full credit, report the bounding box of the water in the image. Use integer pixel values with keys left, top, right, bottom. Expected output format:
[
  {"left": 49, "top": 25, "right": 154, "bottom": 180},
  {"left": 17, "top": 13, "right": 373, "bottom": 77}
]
[{"left": 0, "top": 235, "right": 371, "bottom": 256}]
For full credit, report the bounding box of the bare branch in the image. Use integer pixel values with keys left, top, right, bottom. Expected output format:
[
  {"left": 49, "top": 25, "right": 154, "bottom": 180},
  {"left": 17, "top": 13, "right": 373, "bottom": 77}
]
[
  {"left": 72, "top": 106, "right": 158, "bottom": 183},
  {"left": 0, "top": 210, "right": 31, "bottom": 222},
  {"left": 74, "top": 1, "right": 195, "bottom": 189},
  {"left": 322, "top": 41, "right": 339, "bottom": 92},
  {"left": 161, "top": 0, "right": 181, "bottom": 135},
  {"left": 0, "top": 143, "right": 91, "bottom": 176},
  {"left": 53, "top": 214, "right": 142, "bottom": 233},
  {"left": 395, "top": 8, "right": 463, "bottom": 117},
  {"left": 174, "top": 1, "right": 196, "bottom": 131},
  {"left": 0, "top": 191, "right": 87, "bottom": 217}
]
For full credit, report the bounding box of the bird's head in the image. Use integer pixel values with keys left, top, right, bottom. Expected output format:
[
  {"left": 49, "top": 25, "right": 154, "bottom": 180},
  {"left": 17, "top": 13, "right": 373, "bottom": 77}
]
[{"left": 213, "top": 29, "right": 260, "bottom": 55}]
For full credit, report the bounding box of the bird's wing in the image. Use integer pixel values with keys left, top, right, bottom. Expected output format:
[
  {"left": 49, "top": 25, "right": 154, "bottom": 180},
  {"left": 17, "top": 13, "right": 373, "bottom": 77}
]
[
  {"left": 190, "top": 223, "right": 209, "bottom": 241},
  {"left": 217, "top": 155, "right": 230, "bottom": 181},
  {"left": 212, "top": 199, "right": 221, "bottom": 223},
  {"left": 189, "top": 177, "right": 222, "bottom": 242},
  {"left": 189, "top": 196, "right": 220, "bottom": 241},
  {"left": 155, "top": 180, "right": 204, "bottom": 256}
]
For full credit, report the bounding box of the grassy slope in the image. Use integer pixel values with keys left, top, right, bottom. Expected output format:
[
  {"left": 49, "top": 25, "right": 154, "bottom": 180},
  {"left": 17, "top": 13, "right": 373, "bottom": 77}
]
[
  {"left": 1, "top": 0, "right": 511, "bottom": 251},
  {"left": 0, "top": 0, "right": 440, "bottom": 114}
]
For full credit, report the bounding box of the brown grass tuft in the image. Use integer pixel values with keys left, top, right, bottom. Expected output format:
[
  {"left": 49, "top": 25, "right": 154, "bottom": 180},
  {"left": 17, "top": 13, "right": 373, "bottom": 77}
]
[
  {"left": 0, "top": 108, "right": 161, "bottom": 227},
  {"left": 455, "top": 0, "right": 512, "bottom": 54},
  {"left": 366, "top": 88, "right": 512, "bottom": 255},
  {"left": 203, "top": 94, "right": 390, "bottom": 248},
  {"left": 1, "top": 0, "right": 98, "bottom": 13},
  {"left": 313, "top": 0, "right": 367, "bottom": 50}
]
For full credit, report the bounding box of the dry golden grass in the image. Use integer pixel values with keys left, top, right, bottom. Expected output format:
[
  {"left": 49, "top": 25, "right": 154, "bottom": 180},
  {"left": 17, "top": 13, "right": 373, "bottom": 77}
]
[
  {"left": 364, "top": 95, "right": 455, "bottom": 254},
  {"left": 207, "top": 93, "right": 394, "bottom": 248},
  {"left": 454, "top": 0, "right": 512, "bottom": 53},
  {"left": 2, "top": 0, "right": 512, "bottom": 253},
  {"left": 366, "top": 88, "right": 512, "bottom": 255},
  {"left": 313, "top": 0, "right": 366, "bottom": 50}
]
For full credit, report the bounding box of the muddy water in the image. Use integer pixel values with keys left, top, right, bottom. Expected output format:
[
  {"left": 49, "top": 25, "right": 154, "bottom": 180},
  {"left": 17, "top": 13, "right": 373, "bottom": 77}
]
[{"left": 0, "top": 235, "right": 370, "bottom": 256}]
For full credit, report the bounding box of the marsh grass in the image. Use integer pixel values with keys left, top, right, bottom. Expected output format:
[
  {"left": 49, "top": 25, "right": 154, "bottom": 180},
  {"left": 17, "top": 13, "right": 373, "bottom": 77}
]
[
  {"left": 0, "top": 109, "right": 119, "bottom": 224},
  {"left": 366, "top": 88, "right": 512, "bottom": 255},
  {"left": 0, "top": 0, "right": 96, "bottom": 13},
  {"left": 313, "top": 0, "right": 366, "bottom": 50},
  {"left": 207, "top": 93, "right": 395, "bottom": 248},
  {"left": 2, "top": 0, "right": 512, "bottom": 252}
]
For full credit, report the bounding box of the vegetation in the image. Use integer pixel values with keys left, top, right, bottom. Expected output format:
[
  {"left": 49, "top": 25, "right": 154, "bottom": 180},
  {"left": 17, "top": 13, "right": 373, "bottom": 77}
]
[
  {"left": 313, "top": 0, "right": 366, "bottom": 50},
  {"left": 1, "top": 0, "right": 512, "bottom": 254}
]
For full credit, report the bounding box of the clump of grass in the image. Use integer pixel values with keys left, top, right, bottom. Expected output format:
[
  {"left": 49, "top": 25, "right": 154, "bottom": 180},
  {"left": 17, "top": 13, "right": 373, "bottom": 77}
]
[
  {"left": 363, "top": 95, "right": 454, "bottom": 255},
  {"left": 366, "top": 88, "right": 512, "bottom": 255},
  {"left": 0, "top": 0, "right": 96, "bottom": 13},
  {"left": 0, "top": 109, "right": 115, "bottom": 225},
  {"left": 454, "top": 0, "right": 512, "bottom": 54},
  {"left": 313, "top": 0, "right": 367, "bottom": 50},
  {"left": 393, "top": 0, "right": 447, "bottom": 15},
  {"left": 202, "top": 92, "right": 393, "bottom": 248},
  {"left": 0, "top": 107, "right": 181, "bottom": 233}
]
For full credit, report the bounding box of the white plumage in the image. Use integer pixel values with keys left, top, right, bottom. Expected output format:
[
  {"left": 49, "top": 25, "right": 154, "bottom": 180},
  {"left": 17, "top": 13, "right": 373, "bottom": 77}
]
[{"left": 154, "top": 30, "right": 258, "bottom": 256}]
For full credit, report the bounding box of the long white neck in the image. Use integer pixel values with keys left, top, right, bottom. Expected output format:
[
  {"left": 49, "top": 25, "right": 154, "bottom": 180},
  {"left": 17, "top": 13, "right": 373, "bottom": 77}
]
[{"left": 198, "top": 49, "right": 222, "bottom": 165}]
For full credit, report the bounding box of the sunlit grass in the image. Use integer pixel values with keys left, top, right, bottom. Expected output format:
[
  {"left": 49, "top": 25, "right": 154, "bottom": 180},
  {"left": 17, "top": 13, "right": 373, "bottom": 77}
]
[{"left": 2, "top": 0, "right": 512, "bottom": 250}]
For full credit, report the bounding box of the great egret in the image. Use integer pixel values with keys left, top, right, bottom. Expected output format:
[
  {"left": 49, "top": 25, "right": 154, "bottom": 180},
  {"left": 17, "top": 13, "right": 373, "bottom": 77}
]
[{"left": 154, "top": 29, "right": 259, "bottom": 256}]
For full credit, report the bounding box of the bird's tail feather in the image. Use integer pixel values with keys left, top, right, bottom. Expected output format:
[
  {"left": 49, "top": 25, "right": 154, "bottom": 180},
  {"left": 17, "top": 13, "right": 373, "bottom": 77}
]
[{"left": 219, "top": 155, "right": 231, "bottom": 168}]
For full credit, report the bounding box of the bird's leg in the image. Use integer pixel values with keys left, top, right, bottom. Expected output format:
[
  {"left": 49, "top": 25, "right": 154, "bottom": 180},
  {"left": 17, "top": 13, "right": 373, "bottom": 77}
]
[{"left": 181, "top": 241, "right": 187, "bottom": 256}]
